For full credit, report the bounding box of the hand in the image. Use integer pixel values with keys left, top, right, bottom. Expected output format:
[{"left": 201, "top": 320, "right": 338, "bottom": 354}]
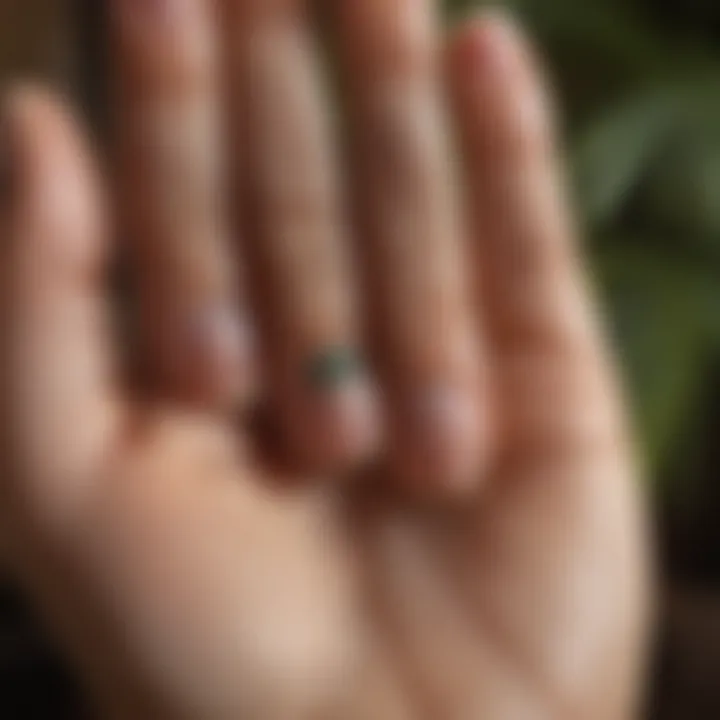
[{"left": 0, "top": 2, "right": 651, "bottom": 718}]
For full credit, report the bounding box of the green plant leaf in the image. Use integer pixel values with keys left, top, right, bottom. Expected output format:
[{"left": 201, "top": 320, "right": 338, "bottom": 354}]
[
  {"left": 573, "top": 94, "right": 677, "bottom": 228},
  {"left": 595, "top": 242, "right": 717, "bottom": 477}
]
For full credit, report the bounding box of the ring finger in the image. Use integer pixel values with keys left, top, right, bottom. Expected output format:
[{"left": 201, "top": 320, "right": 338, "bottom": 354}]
[{"left": 225, "top": 2, "right": 381, "bottom": 470}]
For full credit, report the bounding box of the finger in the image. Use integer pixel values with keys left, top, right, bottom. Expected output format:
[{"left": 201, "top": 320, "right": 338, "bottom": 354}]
[
  {"left": 447, "top": 13, "right": 623, "bottom": 457},
  {"left": 447, "top": 18, "right": 647, "bottom": 715},
  {"left": 0, "top": 88, "right": 121, "bottom": 525},
  {"left": 334, "top": 0, "right": 489, "bottom": 493},
  {"left": 111, "top": 0, "right": 254, "bottom": 409},
  {"left": 225, "top": 4, "right": 381, "bottom": 470}
]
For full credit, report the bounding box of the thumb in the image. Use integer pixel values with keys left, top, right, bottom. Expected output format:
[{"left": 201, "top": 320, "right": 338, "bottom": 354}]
[{"left": 0, "top": 87, "right": 122, "bottom": 533}]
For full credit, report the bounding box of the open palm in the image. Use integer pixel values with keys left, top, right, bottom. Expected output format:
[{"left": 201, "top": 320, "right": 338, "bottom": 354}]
[{"left": 0, "top": 3, "right": 650, "bottom": 718}]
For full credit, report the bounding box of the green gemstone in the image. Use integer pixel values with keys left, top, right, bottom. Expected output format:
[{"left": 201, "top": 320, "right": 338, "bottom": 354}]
[{"left": 305, "top": 348, "right": 364, "bottom": 390}]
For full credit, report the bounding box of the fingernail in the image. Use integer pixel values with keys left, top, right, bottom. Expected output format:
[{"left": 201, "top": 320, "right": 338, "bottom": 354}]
[
  {"left": 308, "top": 376, "right": 383, "bottom": 464},
  {"left": 334, "top": 377, "right": 382, "bottom": 457},
  {"left": 297, "top": 349, "right": 382, "bottom": 464},
  {"left": 405, "top": 386, "right": 482, "bottom": 490},
  {"left": 183, "top": 305, "right": 256, "bottom": 401}
]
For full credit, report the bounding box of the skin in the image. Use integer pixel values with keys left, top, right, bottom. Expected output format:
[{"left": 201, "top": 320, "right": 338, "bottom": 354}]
[{"left": 0, "top": 2, "right": 652, "bottom": 719}]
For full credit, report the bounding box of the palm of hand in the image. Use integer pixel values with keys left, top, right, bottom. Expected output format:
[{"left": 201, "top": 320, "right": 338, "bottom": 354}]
[
  {"left": 0, "top": 6, "right": 650, "bottom": 719},
  {"left": 3, "top": 141, "right": 649, "bottom": 720},
  {"left": 55, "top": 393, "right": 646, "bottom": 719}
]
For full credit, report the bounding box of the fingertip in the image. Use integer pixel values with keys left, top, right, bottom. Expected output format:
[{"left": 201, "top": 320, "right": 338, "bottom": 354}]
[
  {"left": 446, "top": 7, "right": 528, "bottom": 89},
  {"left": 1, "top": 84, "right": 107, "bottom": 276},
  {"left": 395, "top": 385, "right": 490, "bottom": 498},
  {"left": 448, "top": 8, "right": 556, "bottom": 171},
  {"left": 288, "top": 372, "right": 384, "bottom": 474},
  {"left": 449, "top": 7, "right": 525, "bottom": 56},
  {"left": 328, "top": 385, "right": 383, "bottom": 471},
  {"left": 163, "top": 304, "right": 259, "bottom": 411},
  {"left": 335, "top": 0, "right": 437, "bottom": 80},
  {"left": 2, "top": 83, "right": 94, "bottom": 163}
]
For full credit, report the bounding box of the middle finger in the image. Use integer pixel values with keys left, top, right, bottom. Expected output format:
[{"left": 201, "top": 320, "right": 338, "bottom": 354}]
[
  {"left": 225, "top": 1, "right": 381, "bottom": 471},
  {"left": 335, "top": 0, "right": 489, "bottom": 493}
]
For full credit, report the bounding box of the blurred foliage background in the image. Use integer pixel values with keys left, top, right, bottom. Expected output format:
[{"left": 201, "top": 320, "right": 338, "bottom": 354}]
[{"left": 2, "top": 0, "right": 720, "bottom": 716}]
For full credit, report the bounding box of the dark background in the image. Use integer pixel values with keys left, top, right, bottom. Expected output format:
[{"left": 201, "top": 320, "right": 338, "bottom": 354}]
[{"left": 1, "top": 0, "right": 720, "bottom": 716}]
